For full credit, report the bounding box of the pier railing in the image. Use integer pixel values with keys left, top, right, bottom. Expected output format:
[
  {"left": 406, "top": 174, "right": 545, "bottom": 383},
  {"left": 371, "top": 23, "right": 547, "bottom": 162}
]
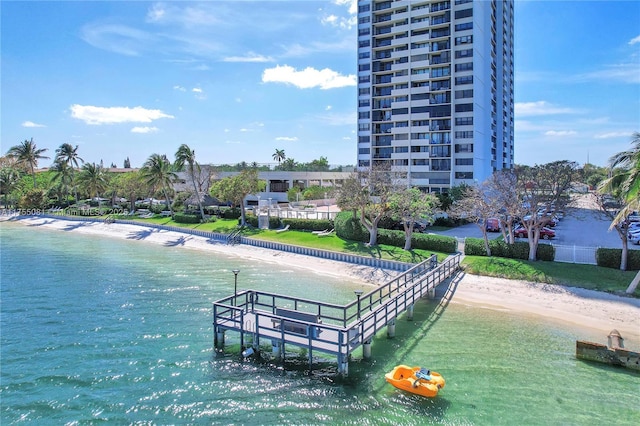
[{"left": 212, "top": 253, "right": 462, "bottom": 373}]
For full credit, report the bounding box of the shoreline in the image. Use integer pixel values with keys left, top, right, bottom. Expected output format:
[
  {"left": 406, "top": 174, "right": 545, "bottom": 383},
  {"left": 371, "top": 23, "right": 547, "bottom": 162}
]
[{"left": 3, "top": 215, "right": 640, "bottom": 344}]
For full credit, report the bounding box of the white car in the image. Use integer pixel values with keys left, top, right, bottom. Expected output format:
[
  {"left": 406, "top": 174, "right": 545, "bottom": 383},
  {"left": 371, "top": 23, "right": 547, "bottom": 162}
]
[{"left": 630, "top": 233, "right": 640, "bottom": 245}]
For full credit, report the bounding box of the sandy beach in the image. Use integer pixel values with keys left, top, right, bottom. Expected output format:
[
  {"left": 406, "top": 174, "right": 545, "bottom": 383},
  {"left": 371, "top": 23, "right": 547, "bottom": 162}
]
[{"left": 4, "top": 215, "right": 640, "bottom": 344}]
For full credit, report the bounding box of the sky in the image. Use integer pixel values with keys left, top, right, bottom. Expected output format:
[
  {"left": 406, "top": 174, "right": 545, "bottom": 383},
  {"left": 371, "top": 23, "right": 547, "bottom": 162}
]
[{"left": 1, "top": 0, "right": 639, "bottom": 169}]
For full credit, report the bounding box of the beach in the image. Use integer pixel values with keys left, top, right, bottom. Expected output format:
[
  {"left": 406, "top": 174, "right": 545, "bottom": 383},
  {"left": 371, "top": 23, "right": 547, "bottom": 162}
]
[{"left": 5, "top": 215, "right": 640, "bottom": 344}]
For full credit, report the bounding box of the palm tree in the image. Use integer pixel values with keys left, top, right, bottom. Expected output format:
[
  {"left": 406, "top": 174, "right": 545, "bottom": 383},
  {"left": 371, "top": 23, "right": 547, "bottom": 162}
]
[
  {"left": 602, "top": 132, "right": 640, "bottom": 223},
  {"left": 141, "top": 153, "right": 177, "bottom": 215},
  {"left": 78, "top": 163, "right": 109, "bottom": 210},
  {"left": 272, "top": 149, "right": 286, "bottom": 166},
  {"left": 55, "top": 143, "right": 84, "bottom": 204},
  {"left": 602, "top": 131, "right": 640, "bottom": 293},
  {"left": 50, "top": 159, "right": 73, "bottom": 205},
  {"left": 0, "top": 166, "right": 23, "bottom": 208},
  {"left": 175, "top": 144, "right": 205, "bottom": 220},
  {"left": 6, "top": 138, "right": 49, "bottom": 188}
]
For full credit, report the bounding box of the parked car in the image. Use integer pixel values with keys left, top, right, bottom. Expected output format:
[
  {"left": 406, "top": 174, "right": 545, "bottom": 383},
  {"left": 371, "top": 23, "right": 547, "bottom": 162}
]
[
  {"left": 630, "top": 233, "right": 640, "bottom": 245},
  {"left": 513, "top": 225, "right": 556, "bottom": 240},
  {"left": 485, "top": 218, "right": 500, "bottom": 232}
]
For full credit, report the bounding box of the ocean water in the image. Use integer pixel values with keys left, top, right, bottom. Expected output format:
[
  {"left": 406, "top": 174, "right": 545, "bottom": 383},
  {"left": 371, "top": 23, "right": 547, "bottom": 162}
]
[{"left": 1, "top": 222, "right": 638, "bottom": 425}]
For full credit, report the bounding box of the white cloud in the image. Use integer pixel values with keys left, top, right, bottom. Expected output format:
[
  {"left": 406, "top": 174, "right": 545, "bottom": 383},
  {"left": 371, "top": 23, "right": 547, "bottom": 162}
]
[
  {"left": 544, "top": 130, "right": 577, "bottom": 137},
  {"left": 275, "top": 136, "right": 298, "bottom": 142},
  {"left": 333, "top": 0, "right": 357, "bottom": 15},
  {"left": 594, "top": 131, "right": 633, "bottom": 139},
  {"left": 515, "top": 101, "right": 577, "bottom": 117},
  {"left": 192, "top": 87, "right": 203, "bottom": 93},
  {"left": 131, "top": 126, "right": 159, "bottom": 134},
  {"left": 575, "top": 63, "right": 640, "bottom": 84},
  {"left": 325, "top": 105, "right": 332, "bottom": 111},
  {"left": 70, "top": 104, "right": 174, "bottom": 125},
  {"left": 223, "top": 52, "right": 273, "bottom": 63},
  {"left": 22, "top": 121, "right": 46, "bottom": 128},
  {"left": 173, "top": 85, "right": 186, "bottom": 91},
  {"left": 629, "top": 35, "right": 640, "bottom": 45},
  {"left": 262, "top": 65, "right": 356, "bottom": 89}
]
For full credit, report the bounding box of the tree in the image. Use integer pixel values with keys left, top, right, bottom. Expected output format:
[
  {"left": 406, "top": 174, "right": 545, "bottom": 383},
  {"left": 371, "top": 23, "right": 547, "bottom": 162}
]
[
  {"left": 515, "top": 161, "right": 578, "bottom": 261},
  {"left": 358, "top": 162, "right": 402, "bottom": 246},
  {"left": 486, "top": 170, "right": 520, "bottom": 244},
  {"left": 449, "top": 182, "right": 499, "bottom": 256},
  {"left": 210, "top": 168, "right": 265, "bottom": 226},
  {"left": 336, "top": 173, "right": 367, "bottom": 219},
  {"left": 55, "top": 143, "right": 84, "bottom": 204},
  {"left": 272, "top": 149, "right": 286, "bottom": 165},
  {"left": 6, "top": 138, "right": 49, "bottom": 188},
  {"left": 175, "top": 144, "right": 205, "bottom": 220},
  {"left": 604, "top": 132, "right": 640, "bottom": 225},
  {"left": 124, "top": 157, "right": 131, "bottom": 169},
  {"left": 141, "top": 154, "right": 177, "bottom": 215},
  {"left": 110, "top": 171, "right": 147, "bottom": 213},
  {"left": 600, "top": 132, "right": 640, "bottom": 292},
  {"left": 388, "top": 187, "right": 440, "bottom": 250},
  {"left": 78, "top": 163, "right": 109, "bottom": 208},
  {"left": 50, "top": 159, "right": 73, "bottom": 205},
  {"left": 0, "top": 166, "right": 23, "bottom": 208}
]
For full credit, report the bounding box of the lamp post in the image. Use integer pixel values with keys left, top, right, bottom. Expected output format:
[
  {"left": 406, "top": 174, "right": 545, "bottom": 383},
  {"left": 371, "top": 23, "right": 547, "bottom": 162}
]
[
  {"left": 354, "top": 290, "right": 363, "bottom": 320},
  {"left": 232, "top": 269, "right": 240, "bottom": 306},
  {"left": 268, "top": 197, "right": 272, "bottom": 228}
]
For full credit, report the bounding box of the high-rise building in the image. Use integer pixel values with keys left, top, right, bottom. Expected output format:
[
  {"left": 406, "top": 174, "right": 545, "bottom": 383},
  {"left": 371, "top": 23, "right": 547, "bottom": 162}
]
[{"left": 357, "top": 0, "right": 514, "bottom": 193}]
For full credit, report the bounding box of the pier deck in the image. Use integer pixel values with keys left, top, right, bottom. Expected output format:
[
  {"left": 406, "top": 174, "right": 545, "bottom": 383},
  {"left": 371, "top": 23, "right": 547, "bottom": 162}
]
[{"left": 212, "top": 253, "right": 461, "bottom": 374}]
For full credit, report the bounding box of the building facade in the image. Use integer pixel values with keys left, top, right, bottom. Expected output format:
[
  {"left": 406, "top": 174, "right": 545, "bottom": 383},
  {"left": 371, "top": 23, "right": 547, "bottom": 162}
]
[{"left": 357, "top": 0, "right": 514, "bottom": 193}]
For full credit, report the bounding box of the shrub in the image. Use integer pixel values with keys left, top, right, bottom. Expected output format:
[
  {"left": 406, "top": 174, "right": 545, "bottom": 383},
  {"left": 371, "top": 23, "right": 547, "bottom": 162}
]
[
  {"left": 222, "top": 207, "right": 241, "bottom": 219},
  {"left": 596, "top": 248, "right": 640, "bottom": 270},
  {"left": 281, "top": 219, "right": 333, "bottom": 232},
  {"left": 413, "top": 233, "right": 458, "bottom": 253},
  {"left": 465, "top": 238, "right": 554, "bottom": 261},
  {"left": 173, "top": 213, "right": 201, "bottom": 224},
  {"left": 334, "top": 212, "right": 368, "bottom": 242}
]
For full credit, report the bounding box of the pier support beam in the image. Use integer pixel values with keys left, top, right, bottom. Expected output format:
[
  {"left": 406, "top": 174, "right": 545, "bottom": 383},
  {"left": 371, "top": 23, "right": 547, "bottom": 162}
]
[
  {"left": 407, "top": 304, "right": 414, "bottom": 321},
  {"left": 214, "top": 330, "right": 225, "bottom": 350},
  {"left": 363, "top": 340, "right": 372, "bottom": 359},
  {"left": 426, "top": 287, "right": 436, "bottom": 299},
  {"left": 338, "top": 354, "right": 349, "bottom": 376},
  {"left": 272, "top": 340, "right": 283, "bottom": 360},
  {"left": 387, "top": 320, "right": 396, "bottom": 338}
]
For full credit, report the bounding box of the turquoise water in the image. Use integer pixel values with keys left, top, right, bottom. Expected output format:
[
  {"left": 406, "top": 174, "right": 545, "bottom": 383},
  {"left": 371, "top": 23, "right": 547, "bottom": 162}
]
[{"left": 1, "top": 222, "right": 638, "bottom": 425}]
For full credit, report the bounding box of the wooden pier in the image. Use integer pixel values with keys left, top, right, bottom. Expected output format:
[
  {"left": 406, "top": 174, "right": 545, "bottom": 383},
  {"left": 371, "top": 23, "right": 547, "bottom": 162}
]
[{"left": 212, "top": 253, "right": 461, "bottom": 375}]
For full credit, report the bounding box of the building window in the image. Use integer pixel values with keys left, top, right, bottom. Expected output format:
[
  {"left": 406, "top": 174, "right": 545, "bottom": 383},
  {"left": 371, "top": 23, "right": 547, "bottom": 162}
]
[
  {"left": 359, "top": 63, "right": 370, "bottom": 72},
  {"left": 431, "top": 66, "right": 451, "bottom": 78},
  {"left": 455, "top": 22, "right": 473, "bottom": 31},
  {"left": 359, "top": 88, "right": 370, "bottom": 95},
  {"left": 430, "top": 146, "right": 451, "bottom": 157},
  {"left": 455, "top": 75, "right": 473, "bottom": 85},
  {"left": 395, "top": 146, "right": 409, "bottom": 153},
  {"left": 455, "top": 171, "right": 474, "bottom": 179},
  {"left": 358, "top": 52, "right": 370, "bottom": 59},
  {"left": 392, "top": 108, "right": 409, "bottom": 115},
  {"left": 455, "top": 158, "right": 473, "bottom": 165},
  {"left": 358, "top": 136, "right": 370, "bottom": 143},
  {"left": 358, "top": 28, "right": 370, "bottom": 36},
  {"left": 359, "top": 40, "right": 370, "bottom": 48},
  {"left": 358, "top": 148, "right": 370, "bottom": 154},
  {"left": 358, "top": 124, "right": 370, "bottom": 131},
  {"left": 455, "top": 116, "right": 473, "bottom": 125},
  {"left": 455, "top": 89, "right": 473, "bottom": 99},
  {"left": 455, "top": 62, "right": 473, "bottom": 72},
  {"left": 455, "top": 131, "right": 473, "bottom": 138},
  {"left": 412, "top": 120, "right": 429, "bottom": 127},
  {"left": 455, "top": 48, "right": 473, "bottom": 59},
  {"left": 411, "top": 106, "right": 429, "bottom": 114},
  {"left": 431, "top": 159, "right": 451, "bottom": 171},
  {"left": 395, "top": 121, "right": 409, "bottom": 127},
  {"left": 359, "top": 16, "right": 370, "bottom": 24},
  {"left": 454, "top": 9, "right": 473, "bottom": 19},
  {"left": 395, "top": 133, "right": 409, "bottom": 141},
  {"left": 455, "top": 103, "right": 474, "bottom": 112},
  {"left": 411, "top": 93, "right": 430, "bottom": 100},
  {"left": 359, "top": 99, "right": 370, "bottom": 107},
  {"left": 358, "top": 4, "right": 370, "bottom": 13},
  {"left": 359, "top": 76, "right": 370, "bottom": 83},
  {"left": 455, "top": 35, "right": 473, "bottom": 45},
  {"left": 455, "top": 143, "right": 474, "bottom": 153}
]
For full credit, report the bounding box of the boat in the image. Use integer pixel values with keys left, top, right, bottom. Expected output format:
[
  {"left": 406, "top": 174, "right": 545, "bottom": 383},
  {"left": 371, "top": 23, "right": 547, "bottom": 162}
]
[{"left": 384, "top": 365, "right": 445, "bottom": 398}]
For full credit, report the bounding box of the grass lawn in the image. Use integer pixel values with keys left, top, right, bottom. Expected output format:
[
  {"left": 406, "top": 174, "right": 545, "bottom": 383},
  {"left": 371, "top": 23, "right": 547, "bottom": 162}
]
[{"left": 107, "top": 214, "right": 639, "bottom": 297}]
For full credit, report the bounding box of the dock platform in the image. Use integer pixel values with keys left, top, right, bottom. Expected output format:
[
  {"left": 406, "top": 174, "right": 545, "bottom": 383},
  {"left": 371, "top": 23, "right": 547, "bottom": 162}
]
[{"left": 212, "top": 253, "right": 461, "bottom": 375}]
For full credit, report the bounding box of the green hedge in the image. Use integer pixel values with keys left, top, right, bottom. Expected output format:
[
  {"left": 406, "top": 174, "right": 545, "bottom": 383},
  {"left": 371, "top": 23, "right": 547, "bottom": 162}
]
[
  {"left": 377, "top": 229, "right": 457, "bottom": 253},
  {"left": 596, "top": 248, "right": 640, "bottom": 270},
  {"left": 334, "top": 212, "right": 369, "bottom": 242},
  {"left": 173, "top": 213, "right": 201, "bottom": 224},
  {"left": 281, "top": 219, "right": 333, "bottom": 232},
  {"left": 334, "top": 212, "right": 457, "bottom": 252},
  {"left": 465, "top": 238, "right": 555, "bottom": 261}
]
